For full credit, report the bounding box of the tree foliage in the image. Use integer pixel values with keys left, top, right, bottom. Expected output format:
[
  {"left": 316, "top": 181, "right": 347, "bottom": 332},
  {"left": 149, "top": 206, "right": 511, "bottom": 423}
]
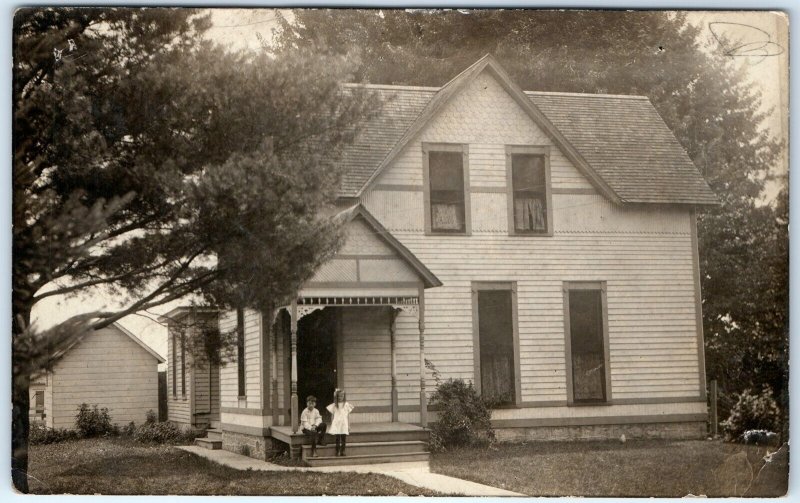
[
  {"left": 13, "top": 7, "right": 376, "bottom": 491},
  {"left": 276, "top": 8, "right": 788, "bottom": 413}
]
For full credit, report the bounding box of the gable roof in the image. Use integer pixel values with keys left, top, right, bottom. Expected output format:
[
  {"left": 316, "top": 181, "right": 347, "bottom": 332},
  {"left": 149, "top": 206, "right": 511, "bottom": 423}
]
[
  {"left": 335, "top": 204, "right": 443, "bottom": 289},
  {"left": 338, "top": 54, "right": 718, "bottom": 206},
  {"left": 112, "top": 323, "right": 166, "bottom": 363},
  {"left": 53, "top": 322, "right": 165, "bottom": 364}
]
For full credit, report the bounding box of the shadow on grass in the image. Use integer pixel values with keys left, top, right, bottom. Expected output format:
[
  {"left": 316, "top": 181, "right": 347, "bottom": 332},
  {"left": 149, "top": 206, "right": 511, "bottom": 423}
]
[{"left": 29, "top": 439, "right": 439, "bottom": 496}]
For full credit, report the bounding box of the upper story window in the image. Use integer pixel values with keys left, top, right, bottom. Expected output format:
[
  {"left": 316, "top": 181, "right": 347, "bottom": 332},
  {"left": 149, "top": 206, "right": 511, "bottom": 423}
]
[
  {"left": 506, "top": 146, "right": 552, "bottom": 236},
  {"left": 423, "top": 143, "right": 470, "bottom": 235}
]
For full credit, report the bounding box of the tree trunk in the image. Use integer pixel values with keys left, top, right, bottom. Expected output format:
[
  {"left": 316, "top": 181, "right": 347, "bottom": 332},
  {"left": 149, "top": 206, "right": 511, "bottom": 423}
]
[
  {"left": 12, "top": 304, "right": 32, "bottom": 493},
  {"left": 12, "top": 374, "right": 30, "bottom": 493}
]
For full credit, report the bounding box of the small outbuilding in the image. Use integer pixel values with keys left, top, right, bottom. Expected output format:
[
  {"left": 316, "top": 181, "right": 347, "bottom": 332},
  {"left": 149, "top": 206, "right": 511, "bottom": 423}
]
[{"left": 29, "top": 323, "right": 165, "bottom": 429}]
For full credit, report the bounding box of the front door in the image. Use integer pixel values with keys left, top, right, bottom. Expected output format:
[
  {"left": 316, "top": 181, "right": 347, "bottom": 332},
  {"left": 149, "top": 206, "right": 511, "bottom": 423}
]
[{"left": 297, "top": 308, "right": 338, "bottom": 421}]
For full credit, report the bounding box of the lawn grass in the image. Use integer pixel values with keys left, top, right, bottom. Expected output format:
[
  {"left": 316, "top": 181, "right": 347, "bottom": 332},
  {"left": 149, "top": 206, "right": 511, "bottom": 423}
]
[
  {"left": 28, "top": 437, "right": 438, "bottom": 495},
  {"left": 430, "top": 438, "right": 788, "bottom": 497}
]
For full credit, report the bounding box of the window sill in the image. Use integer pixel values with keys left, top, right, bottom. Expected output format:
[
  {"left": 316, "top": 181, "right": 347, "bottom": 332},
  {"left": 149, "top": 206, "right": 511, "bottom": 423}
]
[
  {"left": 567, "top": 400, "right": 611, "bottom": 407},
  {"left": 509, "top": 231, "right": 553, "bottom": 237}
]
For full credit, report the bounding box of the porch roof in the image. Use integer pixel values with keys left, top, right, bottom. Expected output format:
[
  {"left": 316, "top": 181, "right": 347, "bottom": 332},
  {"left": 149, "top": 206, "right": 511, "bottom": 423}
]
[{"left": 313, "top": 204, "right": 442, "bottom": 290}]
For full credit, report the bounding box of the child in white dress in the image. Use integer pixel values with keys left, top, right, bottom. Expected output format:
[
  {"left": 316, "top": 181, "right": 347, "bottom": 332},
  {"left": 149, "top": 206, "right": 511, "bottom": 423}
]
[{"left": 326, "top": 389, "right": 354, "bottom": 456}]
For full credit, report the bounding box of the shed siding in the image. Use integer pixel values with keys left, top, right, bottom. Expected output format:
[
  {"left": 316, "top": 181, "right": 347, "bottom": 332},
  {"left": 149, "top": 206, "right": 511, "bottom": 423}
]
[
  {"left": 50, "top": 326, "right": 160, "bottom": 429},
  {"left": 361, "top": 69, "right": 702, "bottom": 409}
]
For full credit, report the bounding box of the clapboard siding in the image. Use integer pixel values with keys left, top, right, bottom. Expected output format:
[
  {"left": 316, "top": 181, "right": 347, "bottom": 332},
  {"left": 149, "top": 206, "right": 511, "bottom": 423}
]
[
  {"left": 218, "top": 310, "right": 238, "bottom": 409},
  {"left": 167, "top": 321, "right": 191, "bottom": 425},
  {"left": 359, "top": 68, "right": 703, "bottom": 408},
  {"left": 50, "top": 325, "right": 160, "bottom": 429},
  {"left": 218, "top": 309, "right": 263, "bottom": 410},
  {"left": 341, "top": 307, "right": 392, "bottom": 408}
]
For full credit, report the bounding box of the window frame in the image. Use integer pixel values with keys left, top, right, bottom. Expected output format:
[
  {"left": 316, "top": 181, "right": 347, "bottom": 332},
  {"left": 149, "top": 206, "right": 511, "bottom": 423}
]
[
  {"left": 563, "top": 281, "right": 612, "bottom": 406},
  {"left": 423, "top": 142, "right": 471, "bottom": 235},
  {"left": 34, "top": 390, "right": 44, "bottom": 414},
  {"left": 471, "top": 281, "right": 521, "bottom": 407},
  {"left": 505, "top": 145, "right": 553, "bottom": 236}
]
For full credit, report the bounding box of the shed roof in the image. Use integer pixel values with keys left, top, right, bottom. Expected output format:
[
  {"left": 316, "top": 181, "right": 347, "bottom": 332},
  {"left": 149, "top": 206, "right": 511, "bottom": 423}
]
[{"left": 338, "top": 55, "right": 717, "bottom": 206}]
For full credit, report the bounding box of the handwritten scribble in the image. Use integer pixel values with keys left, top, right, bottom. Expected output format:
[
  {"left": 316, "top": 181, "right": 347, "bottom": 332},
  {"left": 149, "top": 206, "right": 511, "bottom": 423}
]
[{"left": 709, "top": 22, "right": 784, "bottom": 64}]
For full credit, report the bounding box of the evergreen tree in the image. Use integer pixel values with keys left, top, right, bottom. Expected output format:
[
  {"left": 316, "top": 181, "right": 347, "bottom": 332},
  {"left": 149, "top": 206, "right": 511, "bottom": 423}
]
[{"left": 13, "top": 8, "right": 375, "bottom": 491}]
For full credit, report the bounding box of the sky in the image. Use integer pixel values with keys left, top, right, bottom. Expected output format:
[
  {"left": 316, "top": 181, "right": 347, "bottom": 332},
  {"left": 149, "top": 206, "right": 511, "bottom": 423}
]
[{"left": 29, "top": 9, "right": 789, "bottom": 361}]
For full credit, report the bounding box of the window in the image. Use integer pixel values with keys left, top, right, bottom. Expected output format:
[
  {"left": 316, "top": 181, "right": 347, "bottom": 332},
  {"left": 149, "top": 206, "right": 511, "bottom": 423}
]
[
  {"left": 472, "top": 282, "right": 520, "bottom": 406},
  {"left": 34, "top": 391, "right": 44, "bottom": 414},
  {"left": 424, "top": 144, "right": 470, "bottom": 234},
  {"left": 564, "top": 282, "right": 610, "bottom": 404},
  {"left": 171, "top": 332, "right": 177, "bottom": 396},
  {"left": 506, "top": 146, "right": 552, "bottom": 235},
  {"left": 237, "top": 308, "right": 246, "bottom": 397}
]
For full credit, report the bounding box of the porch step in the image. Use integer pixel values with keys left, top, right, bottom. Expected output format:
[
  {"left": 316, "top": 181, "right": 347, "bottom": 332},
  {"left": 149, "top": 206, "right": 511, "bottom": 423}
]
[
  {"left": 323, "top": 429, "right": 429, "bottom": 444},
  {"left": 301, "top": 440, "right": 427, "bottom": 459},
  {"left": 304, "top": 451, "right": 430, "bottom": 467},
  {"left": 205, "top": 428, "right": 223, "bottom": 442},
  {"left": 195, "top": 437, "right": 222, "bottom": 450}
]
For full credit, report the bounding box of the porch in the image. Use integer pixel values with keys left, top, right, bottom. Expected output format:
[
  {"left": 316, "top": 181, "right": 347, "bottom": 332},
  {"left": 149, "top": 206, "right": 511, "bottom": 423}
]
[{"left": 273, "top": 205, "right": 442, "bottom": 436}]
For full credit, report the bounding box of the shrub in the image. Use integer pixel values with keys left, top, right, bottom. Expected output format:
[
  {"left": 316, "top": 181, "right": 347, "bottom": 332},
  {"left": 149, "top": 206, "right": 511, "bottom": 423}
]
[
  {"left": 428, "top": 378, "right": 495, "bottom": 451},
  {"left": 721, "top": 387, "right": 781, "bottom": 441},
  {"left": 121, "top": 421, "right": 137, "bottom": 437},
  {"left": 29, "top": 422, "right": 79, "bottom": 445},
  {"left": 133, "top": 420, "right": 197, "bottom": 445},
  {"left": 75, "top": 403, "right": 115, "bottom": 437},
  {"left": 145, "top": 409, "right": 157, "bottom": 425}
]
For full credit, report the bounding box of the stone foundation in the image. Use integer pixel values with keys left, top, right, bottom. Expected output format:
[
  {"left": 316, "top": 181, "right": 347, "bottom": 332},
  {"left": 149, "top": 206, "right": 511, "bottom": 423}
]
[
  {"left": 495, "top": 421, "right": 707, "bottom": 442},
  {"left": 222, "top": 431, "right": 278, "bottom": 460}
]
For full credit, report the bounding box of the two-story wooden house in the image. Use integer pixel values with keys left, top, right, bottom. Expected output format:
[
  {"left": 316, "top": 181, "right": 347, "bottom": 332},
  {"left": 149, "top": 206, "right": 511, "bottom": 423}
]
[{"left": 180, "top": 55, "right": 717, "bottom": 464}]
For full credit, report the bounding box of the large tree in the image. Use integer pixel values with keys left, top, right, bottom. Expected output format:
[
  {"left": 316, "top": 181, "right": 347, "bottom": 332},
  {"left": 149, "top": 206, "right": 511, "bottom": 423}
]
[
  {"left": 275, "top": 9, "right": 788, "bottom": 415},
  {"left": 13, "top": 8, "right": 375, "bottom": 491}
]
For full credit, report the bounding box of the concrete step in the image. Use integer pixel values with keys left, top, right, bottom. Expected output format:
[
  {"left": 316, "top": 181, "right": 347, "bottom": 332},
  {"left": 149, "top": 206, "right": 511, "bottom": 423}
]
[
  {"left": 205, "top": 428, "right": 223, "bottom": 442},
  {"left": 195, "top": 437, "right": 222, "bottom": 450},
  {"left": 304, "top": 451, "right": 429, "bottom": 467},
  {"left": 301, "top": 440, "right": 427, "bottom": 459}
]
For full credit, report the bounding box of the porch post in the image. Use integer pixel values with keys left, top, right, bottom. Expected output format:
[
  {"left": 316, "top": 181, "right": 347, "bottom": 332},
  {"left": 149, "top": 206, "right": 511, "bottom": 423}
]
[
  {"left": 290, "top": 301, "right": 299, "bottom": 433},
  {"left": 418, "top": 286, "right": 428, "bottom": 427},
  {"left": 389, "top": 308, "right": 399, "bottom": 422}
]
